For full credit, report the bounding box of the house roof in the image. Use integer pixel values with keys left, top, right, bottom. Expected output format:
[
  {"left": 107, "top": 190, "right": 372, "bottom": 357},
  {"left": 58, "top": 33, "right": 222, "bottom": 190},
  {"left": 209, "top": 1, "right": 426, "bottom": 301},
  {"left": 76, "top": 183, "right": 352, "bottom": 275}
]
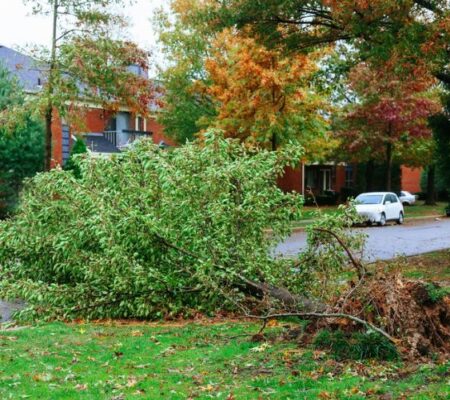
[
  {"left": 0, "top": 45, "right": 161, "bottom": 112},
  {"left": 84, "top": 133, "right": 121, "bottom": 154},
  {"left": 0, "top": 45, "right": 45, "bottom": 92}
]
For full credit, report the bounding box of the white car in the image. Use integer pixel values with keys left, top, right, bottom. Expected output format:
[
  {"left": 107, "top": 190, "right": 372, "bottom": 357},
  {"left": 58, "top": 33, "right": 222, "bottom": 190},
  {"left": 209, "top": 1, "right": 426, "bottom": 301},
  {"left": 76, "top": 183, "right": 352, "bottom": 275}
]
[
  {"left": 398, "top": 190, "right": 417, "bottom": 206},
  {"left": 355, "top": 192, "right": 404, "bottom": 226}
]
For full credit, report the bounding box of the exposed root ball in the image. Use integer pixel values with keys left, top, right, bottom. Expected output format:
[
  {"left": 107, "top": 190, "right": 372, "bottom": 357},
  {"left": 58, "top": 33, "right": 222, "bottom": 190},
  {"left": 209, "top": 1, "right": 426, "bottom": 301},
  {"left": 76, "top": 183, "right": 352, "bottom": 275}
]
[{"left": 338, "top": 275, "right": 450, "bottom": 358}]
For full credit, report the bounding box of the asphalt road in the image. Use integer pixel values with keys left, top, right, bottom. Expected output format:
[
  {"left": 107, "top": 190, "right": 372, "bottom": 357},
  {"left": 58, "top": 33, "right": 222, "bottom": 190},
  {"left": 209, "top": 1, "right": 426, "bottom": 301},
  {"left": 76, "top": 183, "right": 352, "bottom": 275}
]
[{"left": 275, "top": 218, "right": 450, "bottom": 262}]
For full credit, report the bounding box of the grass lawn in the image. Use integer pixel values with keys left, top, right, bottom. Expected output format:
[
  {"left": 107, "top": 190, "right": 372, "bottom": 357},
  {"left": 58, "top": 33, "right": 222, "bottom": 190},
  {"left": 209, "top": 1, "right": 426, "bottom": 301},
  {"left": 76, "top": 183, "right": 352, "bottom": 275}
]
[
  {"left": 293, "top": 202, "right": 448, "bottom": 228},
  {"left": 1, "top": 251, "right": 449, "bottom": 399},
  {"left": 0, "top": 321, "right": 449, "bottom": 399},
  {"left": 375, "top": 249, "right": 450, "bottom": 284}
]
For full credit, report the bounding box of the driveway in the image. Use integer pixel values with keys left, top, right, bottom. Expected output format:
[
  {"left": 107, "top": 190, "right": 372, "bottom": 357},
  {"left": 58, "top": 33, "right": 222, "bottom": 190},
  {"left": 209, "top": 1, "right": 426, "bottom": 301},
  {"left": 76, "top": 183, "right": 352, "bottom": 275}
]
[
  {"left": 0, "top": 300, "right": 24, "bottom": 324},
  {"left": 275, "top": 218, "right": 450, "bottom": 261}
]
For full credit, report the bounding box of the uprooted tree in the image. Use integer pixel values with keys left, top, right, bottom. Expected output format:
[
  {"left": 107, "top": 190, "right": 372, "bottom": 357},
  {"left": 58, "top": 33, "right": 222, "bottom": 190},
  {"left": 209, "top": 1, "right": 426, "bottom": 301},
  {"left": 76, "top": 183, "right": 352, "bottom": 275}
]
[{"left": 0, "top": 131, "right": 448, "bottom": 358}]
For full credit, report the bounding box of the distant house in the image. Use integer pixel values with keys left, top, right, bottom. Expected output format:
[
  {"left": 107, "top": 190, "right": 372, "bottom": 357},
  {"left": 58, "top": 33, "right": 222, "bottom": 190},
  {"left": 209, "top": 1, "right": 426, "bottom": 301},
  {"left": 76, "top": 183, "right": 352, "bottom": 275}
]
[
  {"left": 1, "top": 45, "right": 421, "bottom": 196},
  {"left": 278, "top": 163, "right": 353, "bottom": 203},
  {"left": 0, "top": 45, "right": 174, "bottom": 165}
]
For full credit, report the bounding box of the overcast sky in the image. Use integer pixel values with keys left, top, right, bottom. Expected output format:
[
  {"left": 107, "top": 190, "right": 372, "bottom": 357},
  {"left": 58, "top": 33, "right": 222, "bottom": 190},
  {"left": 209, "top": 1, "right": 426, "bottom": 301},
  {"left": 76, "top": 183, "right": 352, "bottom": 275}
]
[{"left": 0, "top": 0, "right": 167, "bottom": 60}]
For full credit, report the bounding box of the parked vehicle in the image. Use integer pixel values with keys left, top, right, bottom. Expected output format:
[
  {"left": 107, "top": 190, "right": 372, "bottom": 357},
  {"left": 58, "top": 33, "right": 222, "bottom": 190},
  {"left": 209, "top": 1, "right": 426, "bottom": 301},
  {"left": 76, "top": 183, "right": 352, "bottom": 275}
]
[
  {"left": 398, "top": 190, "right": 417, "bottom": 205},
  {"left": 355, "top": 192, "right": 404, "bottom": 226}
]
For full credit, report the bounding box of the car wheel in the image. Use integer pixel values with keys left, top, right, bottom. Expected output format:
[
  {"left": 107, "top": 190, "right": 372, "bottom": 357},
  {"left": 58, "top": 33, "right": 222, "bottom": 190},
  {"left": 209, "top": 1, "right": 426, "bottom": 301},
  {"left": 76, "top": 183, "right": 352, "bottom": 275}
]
[
  {"left": 397, "top": 211, "right": 404, "bottom": 225},
  {"left": 402, "top": 201, "right": 409, "bottom": 206},
  {"left": 377, "top": 213, "right": 386, "bottom": 226}
]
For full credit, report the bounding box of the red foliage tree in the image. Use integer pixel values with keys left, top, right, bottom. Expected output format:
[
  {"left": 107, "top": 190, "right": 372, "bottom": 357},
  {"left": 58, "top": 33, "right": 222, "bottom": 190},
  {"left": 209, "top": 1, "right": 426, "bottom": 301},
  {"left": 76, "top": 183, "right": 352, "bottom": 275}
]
[{"left": 338, "top": 58, "right": 440, "bottom": 190}]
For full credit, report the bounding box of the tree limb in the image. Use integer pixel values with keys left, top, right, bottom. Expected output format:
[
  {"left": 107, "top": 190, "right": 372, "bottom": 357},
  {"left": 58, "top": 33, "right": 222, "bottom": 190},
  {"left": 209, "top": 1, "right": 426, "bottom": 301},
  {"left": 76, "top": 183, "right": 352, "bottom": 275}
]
[
  {"left": 247, "top": 311, "right": 396, "bottom": 343},
  {"left": 313, "top": 227, "right": 366, "bottom": 279}
]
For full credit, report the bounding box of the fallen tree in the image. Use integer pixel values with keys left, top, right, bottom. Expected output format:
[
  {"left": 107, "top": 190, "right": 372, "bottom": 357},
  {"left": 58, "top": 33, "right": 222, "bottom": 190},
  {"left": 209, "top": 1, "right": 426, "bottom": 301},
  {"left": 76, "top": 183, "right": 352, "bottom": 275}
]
[
  {"left": 0, "top": 131, "right": 448, "bottom": 358},
  {"left": 0, "top": 131, "right": 312, "bottom": 320}
]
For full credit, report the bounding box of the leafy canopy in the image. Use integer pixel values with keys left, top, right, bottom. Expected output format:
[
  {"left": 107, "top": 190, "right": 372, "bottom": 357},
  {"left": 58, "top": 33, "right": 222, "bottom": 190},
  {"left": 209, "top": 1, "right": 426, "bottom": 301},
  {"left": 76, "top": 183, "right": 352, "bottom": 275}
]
[
  {"left": 0, "top": 132, "right": 305, "bottom": 320},
  {"left": 202, "top": 29, "right": 331, "bottom": 155}
]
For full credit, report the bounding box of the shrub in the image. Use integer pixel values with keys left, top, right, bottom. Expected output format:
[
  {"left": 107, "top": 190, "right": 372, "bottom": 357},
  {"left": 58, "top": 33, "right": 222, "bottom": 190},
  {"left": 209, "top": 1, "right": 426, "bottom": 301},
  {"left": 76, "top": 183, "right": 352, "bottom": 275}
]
[
  {"left": 64, "top": 137, "right": 87, "bottom": 178},
  {"left": 0, "top": 132, "right": 304, "bottom": 321},
  {"left": 313, "top": 329, "right": 398, "bottom": 360}
]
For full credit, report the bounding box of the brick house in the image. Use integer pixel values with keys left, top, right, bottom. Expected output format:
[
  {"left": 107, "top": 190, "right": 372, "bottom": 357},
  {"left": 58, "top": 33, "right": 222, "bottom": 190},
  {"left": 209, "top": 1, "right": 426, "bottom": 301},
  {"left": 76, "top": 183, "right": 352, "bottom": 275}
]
[
  {"left": 278, "top": 163, "right": 353, "bottom": 201},
  {"left": 0, "top": 45, "right": 173, "bottom": 164},
  {"left": 1, "top": 44, "right": 423, "bottom": 196},
  {"left": 278, "top": 162, "right": 422, "bottom": 200}
]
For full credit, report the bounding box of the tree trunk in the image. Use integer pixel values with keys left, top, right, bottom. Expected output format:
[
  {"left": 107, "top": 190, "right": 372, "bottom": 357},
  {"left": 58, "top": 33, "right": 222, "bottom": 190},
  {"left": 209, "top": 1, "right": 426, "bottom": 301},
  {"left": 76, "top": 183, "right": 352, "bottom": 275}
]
[
  {"left": 44, "top": 0, "right": 59, "bottom": 171},
  {"left": 425, "top": 164, "right": 436, "bottom": 205},
  {"left": 44, "top": 108, "right": 53, "bottom": 171},
  {"left": 271, "top": 132, "right": 277, "bottom": 151},
  {"left": 386, "top": 142, "right": 393, "bottom": 191}
]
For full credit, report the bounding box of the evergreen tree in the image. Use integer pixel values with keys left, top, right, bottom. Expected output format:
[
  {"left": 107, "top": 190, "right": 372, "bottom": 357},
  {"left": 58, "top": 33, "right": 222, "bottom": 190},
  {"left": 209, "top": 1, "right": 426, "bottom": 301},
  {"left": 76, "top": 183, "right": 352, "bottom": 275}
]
[{"left": 0, "top": 65, "right": 44, "bottom": 217}]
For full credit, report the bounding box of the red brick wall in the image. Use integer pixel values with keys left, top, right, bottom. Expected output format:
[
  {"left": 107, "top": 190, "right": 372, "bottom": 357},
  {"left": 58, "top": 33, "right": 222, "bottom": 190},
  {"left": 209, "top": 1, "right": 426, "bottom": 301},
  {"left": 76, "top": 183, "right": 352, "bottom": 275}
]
[
  {"left": 147, "top": 117, "right": 176, "bottom": 146},
  {"left": 334, "top": 165, "right": 346, "bottom": 193},
  {"left": 401, "top": 166, "right": 422, "bottom": 193},
  {"left": 85, "top": 108, "right": 110, "bottom": 132},
  {"left": 277, "top": 165, "right": 303, "bottom": 194}
]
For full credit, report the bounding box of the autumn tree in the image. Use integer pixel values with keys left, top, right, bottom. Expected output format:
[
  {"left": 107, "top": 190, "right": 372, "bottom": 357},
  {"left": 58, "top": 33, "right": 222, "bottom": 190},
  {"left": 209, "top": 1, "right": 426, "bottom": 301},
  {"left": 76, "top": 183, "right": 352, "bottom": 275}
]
[
  {"left": 202, "top": 29, "right": 330, "bottom": 154},
  {"left": 336, "top": 59, "right": 440, "bottom": 191},
  {"left": 23, "top": 0, "right": 153, "bottom": 170}
]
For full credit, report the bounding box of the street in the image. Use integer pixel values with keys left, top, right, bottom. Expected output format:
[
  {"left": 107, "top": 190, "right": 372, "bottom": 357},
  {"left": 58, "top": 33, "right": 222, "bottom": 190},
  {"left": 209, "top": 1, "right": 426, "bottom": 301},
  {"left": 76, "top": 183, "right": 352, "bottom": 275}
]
[{"left": 275, "top": 218, "right": 450, "bottom": 261}]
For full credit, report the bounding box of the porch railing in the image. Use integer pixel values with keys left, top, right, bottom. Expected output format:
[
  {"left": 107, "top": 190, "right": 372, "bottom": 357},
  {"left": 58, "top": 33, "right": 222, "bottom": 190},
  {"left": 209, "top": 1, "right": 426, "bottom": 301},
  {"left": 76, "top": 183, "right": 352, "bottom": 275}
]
[{"left": 103, "top": 131, "right": 117, "bottom": 147}]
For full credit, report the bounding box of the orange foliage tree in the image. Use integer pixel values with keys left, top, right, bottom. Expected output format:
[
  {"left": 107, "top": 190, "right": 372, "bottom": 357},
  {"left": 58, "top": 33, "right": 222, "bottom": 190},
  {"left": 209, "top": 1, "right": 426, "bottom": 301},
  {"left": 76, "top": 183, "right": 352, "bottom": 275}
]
[{"left": 202, "top": 30, "right": 331, "bottom": 157}]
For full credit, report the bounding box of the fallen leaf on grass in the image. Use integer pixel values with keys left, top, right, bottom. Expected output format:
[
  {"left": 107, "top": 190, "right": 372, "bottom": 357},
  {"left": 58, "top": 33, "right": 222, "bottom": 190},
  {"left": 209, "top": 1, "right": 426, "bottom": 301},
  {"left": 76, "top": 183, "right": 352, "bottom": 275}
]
[
  {"left": 251, "top": 343, "right": 271, "bottom": 353},
  {"left": 75, "top": 384, "right": 88, "bottom": 391},
  {"left": 126, "top": 376, "right": 138, "bottom": 388},
  {"left": 33, "top": 373, "right": 53, "bottom": 382}
]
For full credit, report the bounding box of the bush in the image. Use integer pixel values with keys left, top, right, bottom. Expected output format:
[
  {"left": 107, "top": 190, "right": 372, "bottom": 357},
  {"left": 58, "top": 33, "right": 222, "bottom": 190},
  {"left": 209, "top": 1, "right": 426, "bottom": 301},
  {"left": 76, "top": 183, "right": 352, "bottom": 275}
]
[
  {"left": 0, "top": 132, "right": 304, "bottom": 321},
  {"left": 313, "top": 329, "right": 398, "bottom": 360},
  {"left": 64, "top": 137, "right": 87, "bottom": 178}
]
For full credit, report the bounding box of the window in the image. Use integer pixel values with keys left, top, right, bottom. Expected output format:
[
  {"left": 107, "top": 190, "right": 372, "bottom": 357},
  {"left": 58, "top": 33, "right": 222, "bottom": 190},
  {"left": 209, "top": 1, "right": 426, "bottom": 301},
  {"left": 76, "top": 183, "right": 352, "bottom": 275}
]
[
  {"left": 305, "top": 169, "right": 315, "bottom": 188},
  {"left": 321, "top": 169, "right": 331, "bottom": 191},
  {"left": 135, "top": 116, "right": 144, "bottom": 131},
  {"left": 356, "top": 194, "right": 383, "bottom": 204},
  {"left": 345, "top": 165, "right": 353, "bottom": 187},
  {"left": 106, "top": 117, "right": 117, "bottom": 131},
  {"left": 390, "top": 194, "right": 398, "bottom": 203}
]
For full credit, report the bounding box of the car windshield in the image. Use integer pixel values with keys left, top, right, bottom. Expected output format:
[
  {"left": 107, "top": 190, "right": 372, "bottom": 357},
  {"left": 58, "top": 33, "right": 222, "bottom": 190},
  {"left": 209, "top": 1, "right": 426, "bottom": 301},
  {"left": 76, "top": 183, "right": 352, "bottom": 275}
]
[{"left": 355, "top": 194, "right": 383, "bottom": 205}]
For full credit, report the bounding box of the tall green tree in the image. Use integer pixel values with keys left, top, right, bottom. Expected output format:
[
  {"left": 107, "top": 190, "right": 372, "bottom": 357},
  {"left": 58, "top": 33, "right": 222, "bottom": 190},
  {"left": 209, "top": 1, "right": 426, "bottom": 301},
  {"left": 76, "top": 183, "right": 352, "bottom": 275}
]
[
  {"left": 154, "top": 0, "right": 216, "bottom": 143},
  {"left": 23, "top": 0, "right": 154, "bottom": 170},
  {"left": 430, "top": 86, "right": 450, "bottom": 204},
  {"left": 0, "top": 65, "right": 44, "bottom": 217}
]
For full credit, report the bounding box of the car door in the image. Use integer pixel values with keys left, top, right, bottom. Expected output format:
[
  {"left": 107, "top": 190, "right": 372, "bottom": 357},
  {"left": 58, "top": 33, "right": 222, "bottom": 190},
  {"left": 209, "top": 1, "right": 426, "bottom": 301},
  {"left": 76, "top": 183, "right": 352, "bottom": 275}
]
[
  {"left": 390, "top": 194, "right": 402, "bottom": 218},
  {"left": 382, "top": 194, "right": 390, "bottom": 219}
]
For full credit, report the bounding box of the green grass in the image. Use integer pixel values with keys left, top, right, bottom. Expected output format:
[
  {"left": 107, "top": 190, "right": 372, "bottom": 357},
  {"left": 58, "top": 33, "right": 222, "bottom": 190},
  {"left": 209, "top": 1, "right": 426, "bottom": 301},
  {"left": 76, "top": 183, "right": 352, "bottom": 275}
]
[
  {"left": 377, "top": 250, "right": 450, "bottom": 283},
  {"left": 292, "top": 202, "right": 448, "bottom": 228},
  {"left": 0, "top": 322, "right": 449, "bottom": 399},
  {"left": 402, "top": 201, "right": 448, "bottom": 218}
]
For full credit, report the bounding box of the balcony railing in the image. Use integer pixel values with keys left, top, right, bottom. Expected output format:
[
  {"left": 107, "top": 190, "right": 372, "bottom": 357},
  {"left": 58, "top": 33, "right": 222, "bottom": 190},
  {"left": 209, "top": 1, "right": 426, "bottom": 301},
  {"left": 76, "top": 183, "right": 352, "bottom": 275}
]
[
  {"left": 104, "top": 131, "right": 117, "bottom": 147},
  {"left": 103, "top": 130, "right": 152, "bottom": 149}
]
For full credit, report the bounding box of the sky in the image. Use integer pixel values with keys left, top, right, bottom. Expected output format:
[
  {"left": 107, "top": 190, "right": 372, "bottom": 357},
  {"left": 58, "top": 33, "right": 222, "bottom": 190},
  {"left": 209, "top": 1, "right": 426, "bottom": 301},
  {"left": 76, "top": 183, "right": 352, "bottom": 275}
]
[{"left": 0, "top": 0, "right": 167, "bottom": 63}]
